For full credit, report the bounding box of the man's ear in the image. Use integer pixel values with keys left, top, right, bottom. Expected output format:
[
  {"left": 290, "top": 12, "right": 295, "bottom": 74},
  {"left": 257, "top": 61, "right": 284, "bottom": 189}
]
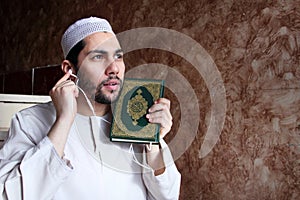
[{"left": 61, "top": 60, "right": 76, "bottom": 74}]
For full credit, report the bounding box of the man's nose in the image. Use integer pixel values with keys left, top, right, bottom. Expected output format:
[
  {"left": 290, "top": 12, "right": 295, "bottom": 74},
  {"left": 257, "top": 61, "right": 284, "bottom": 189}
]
[{"left": 105, "top": 59, "right": 119, "bottom": 76}]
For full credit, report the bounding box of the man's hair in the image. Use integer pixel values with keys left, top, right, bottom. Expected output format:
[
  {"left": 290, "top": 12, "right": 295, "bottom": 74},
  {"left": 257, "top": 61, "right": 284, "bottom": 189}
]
[{"left": 66, "top": 40, "right": 85, "bottom": 70}]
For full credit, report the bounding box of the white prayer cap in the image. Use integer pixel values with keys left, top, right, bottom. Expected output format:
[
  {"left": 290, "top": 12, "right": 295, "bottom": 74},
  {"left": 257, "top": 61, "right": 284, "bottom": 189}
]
[{"left": 61, "top": 17, "right": 115, "bottom": 58}]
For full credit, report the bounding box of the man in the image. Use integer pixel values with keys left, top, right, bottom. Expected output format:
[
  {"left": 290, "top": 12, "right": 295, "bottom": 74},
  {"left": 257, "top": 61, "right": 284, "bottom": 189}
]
[{"left": 0, "top": 17, "right": 181, "bottom": 199}]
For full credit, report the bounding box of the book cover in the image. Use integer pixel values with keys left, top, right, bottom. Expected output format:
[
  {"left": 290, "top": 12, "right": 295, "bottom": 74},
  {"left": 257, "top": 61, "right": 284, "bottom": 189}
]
[{"left": 110, "top": 78, "right": 164, "bottom": 144}]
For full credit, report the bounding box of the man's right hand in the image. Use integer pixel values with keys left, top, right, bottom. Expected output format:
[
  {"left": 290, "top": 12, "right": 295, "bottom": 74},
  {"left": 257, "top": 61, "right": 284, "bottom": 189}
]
[
  {"left": 47, "top": 71, "right": 79, "bottom": 157},
  {"left": 49, "top": 71, "right": 79, "bottom": 125}
]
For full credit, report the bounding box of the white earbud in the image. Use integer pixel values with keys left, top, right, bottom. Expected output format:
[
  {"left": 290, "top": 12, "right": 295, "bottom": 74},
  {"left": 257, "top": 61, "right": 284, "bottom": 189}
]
[
  {"left": 68, "top": 69, "right": 77, "bottom": 78},
  {"left": 68, "top": 69, "right": 79, "bottom": 85}
]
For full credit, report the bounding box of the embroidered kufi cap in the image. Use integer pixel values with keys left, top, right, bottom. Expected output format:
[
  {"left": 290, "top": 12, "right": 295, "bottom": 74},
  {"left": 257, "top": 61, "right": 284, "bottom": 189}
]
[{"left": 61, "top": 17, "right": 115, "bottom": 58}]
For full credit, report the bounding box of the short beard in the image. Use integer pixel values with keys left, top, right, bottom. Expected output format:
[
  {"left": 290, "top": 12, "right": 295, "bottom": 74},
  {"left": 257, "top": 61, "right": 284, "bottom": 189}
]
[{"left": 94, "top": 76, "right": 123, "bottom": 104}]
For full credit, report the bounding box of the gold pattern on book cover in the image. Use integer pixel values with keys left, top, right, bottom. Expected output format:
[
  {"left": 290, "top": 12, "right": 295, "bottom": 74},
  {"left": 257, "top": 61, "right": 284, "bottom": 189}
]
[{"left": 127, "top": 89, "right": 148, "bottom": 126}]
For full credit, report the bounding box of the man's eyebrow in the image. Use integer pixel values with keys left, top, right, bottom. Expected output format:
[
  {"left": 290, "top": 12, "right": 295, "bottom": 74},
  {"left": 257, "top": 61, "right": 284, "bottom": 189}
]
[
  {"left": 87, "top": 49, "right": 108, "bottom": 55},
  {"left": 115, "top": 49, "right": 123, "bottom": 54},
  {"left": 87, "top": 49, "right": 123, "bottom": 55}
]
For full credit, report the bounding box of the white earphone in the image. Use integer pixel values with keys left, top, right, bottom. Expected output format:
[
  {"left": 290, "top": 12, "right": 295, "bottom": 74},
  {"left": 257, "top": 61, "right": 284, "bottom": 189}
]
[{"left": 68, "top": 69, "right": 79, "bottom": 85}]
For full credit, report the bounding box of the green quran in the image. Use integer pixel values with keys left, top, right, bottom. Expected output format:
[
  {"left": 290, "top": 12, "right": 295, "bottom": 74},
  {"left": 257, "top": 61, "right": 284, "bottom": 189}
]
[{"left": 110, "top": 78, "right": 164, "bottom": 144}]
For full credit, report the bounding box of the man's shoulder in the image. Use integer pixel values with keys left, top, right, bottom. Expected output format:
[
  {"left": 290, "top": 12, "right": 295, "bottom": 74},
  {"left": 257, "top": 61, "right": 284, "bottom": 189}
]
[
  {"left": 17, "top": 101, "right": 56, "bottom": 127},
  {"left": 19, "top": 101, "right": 55, "bottom": 115},
  {"left": 9, "top": 102, "right": 56, "bottom": 142}
]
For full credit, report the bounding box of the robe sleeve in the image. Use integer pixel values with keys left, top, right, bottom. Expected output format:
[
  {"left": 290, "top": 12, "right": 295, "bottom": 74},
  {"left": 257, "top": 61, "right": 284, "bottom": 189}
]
[
  {"left": 142, "top": 140, "right": 181, "bottom": 200},
  {"left": 0, "top": 111, "right": 73, "bottom": 200}
]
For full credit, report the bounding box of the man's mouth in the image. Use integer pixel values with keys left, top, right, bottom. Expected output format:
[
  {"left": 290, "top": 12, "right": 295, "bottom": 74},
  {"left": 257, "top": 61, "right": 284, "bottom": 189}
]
[{"left": 102, "top": 80, "right": 120, "bottom": 91}]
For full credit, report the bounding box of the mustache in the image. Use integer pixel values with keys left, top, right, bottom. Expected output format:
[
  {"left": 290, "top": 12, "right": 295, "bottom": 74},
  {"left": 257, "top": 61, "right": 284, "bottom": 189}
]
[{"left": 99, "top": 75, "right": 123, "bottom": 87}]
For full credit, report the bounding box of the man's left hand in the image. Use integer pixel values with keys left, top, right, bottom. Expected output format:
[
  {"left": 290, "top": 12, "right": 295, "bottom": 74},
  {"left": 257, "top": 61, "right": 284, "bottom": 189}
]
[{"left": 146, "top": 98, "right": 173, "bottom": 139}]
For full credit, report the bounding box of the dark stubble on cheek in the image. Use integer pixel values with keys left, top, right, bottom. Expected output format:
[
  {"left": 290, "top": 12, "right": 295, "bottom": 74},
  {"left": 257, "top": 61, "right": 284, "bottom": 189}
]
[{"left": 77, "top": 72, "right": 97, "bottom": 101}]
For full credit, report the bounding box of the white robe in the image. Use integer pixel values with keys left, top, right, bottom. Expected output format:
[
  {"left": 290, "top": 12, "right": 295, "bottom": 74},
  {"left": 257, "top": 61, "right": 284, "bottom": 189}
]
[{"left": 0, "top": 102, "right": 181, "bottom": 200}]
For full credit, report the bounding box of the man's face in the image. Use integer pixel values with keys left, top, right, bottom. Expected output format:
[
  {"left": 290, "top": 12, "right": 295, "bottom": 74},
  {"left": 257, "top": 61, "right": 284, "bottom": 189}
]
[{"left": 76, "top": 32, "right": 125, "bottom": 104}]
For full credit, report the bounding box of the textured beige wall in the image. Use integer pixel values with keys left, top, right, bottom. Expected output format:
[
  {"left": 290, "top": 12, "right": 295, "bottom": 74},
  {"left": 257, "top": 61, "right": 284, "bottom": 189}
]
[{"left": 1, "top": 0, "right": 300, "bottom": 199}]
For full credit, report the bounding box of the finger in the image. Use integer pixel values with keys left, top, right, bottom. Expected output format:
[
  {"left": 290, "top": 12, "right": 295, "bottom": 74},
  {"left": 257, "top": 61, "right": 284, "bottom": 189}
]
[
  {"left": 149, "top": 98, "right": 170, "bottom": 112},
  {"left": 147, "top": 114, "right": 171, "bottom": 126},
  {"left": 147, "top": 98, "right": 173, "bottom": 138},
  {"left": 156, "top": 98, "right": 171, "bottom": 109},
  {"left": 148, "top": 104, "right": 172, "bottom": 121},
  {"left": 147, "top": 114, "right": 172, "bottom": 138},
  {"left": 147, "top": 110, "right": 172, "bottom": 124},
  {"left": 148, "top": 102, "right": 167, "bottom": 113},
  {"left": 50, "top": 80, "right": 77, "bottom": 97},
  {"left": 56, "top": 83, "right": 78, "bottom": 99},
  {"left": 146, "top": 102, "right": 173, "bottom": 125},
  {"left": 56, "top": 80, "right": 74, "bottom": 88},
  {"left": 55, "top": 71, "right": 72, "bottom": 86}
]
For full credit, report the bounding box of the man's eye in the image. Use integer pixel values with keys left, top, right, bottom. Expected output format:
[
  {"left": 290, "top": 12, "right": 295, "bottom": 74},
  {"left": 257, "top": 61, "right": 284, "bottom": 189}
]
[
  {"left": 92, "top": 55, "right": 103, "bottom": 60},
  {"left": 114, "top": 53, "right": 123, "bottom": 60}
]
